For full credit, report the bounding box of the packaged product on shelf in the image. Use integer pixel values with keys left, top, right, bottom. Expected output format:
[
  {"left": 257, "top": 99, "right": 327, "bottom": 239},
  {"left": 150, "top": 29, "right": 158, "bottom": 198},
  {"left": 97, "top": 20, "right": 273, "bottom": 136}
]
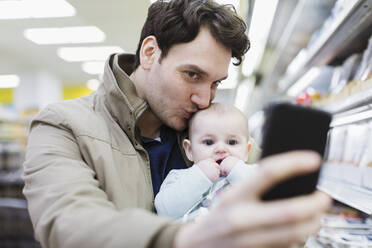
[
  {"left": 313, "top": 36, "right": 372, "bottom": 107},
  {"left": 0, "top": 141, "right": 25, "bottom": 171},
  {"left": 327, "top": 126, "right": 347, "bottom": 164},
  {"left": 328, "top": 54, "right": 361, "bottom": 95},
  {"left": 317, "top": 215, "right": 372, "bottom": 247},
  {"left": 360, "top": 121, "right": 372, "bottom": 190},
  {"left": 332, "top": 0, "right": 350, "bottom": 16},
  {"left": 0, "top": 200, "right": 40, "bottom": 245},
  {"left": 0, "top": 169, "right": 24, "bottom": 198},
  {"left": 295, "top": 90, "right": 312, "bottom": 105},
  {"left": 0, "top": 143, "right": 3, "bottom": 170},
  {"left": 323, "top": 126, "right": 347, "bottom": 180},
  {"left": 306, "top": 0, "right": 348, "bottom": 50},
  {"left": 306, "top": 204, "right": 372, "bottom": 248},
  {"left": 322, "top": 215, "right": 372, "bottom": 229},
  {"left": 343, "top": 123, "right": 369, "bottom": 167},
  {"left": 341, "top": 124, "right": 369, "bottom": 186},
  {"left": 295, "top": 66, "right": 334, "bottom": 106},
  {"left": 317, "top": 227, "right": 372, "bottom": 247},
  {"left": 354, "top": 36, "right": 372, "bottom": 82}
]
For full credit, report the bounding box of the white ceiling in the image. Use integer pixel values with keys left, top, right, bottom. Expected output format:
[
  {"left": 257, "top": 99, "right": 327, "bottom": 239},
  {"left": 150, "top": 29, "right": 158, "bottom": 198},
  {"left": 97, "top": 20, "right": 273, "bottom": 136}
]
[
  {"left": 0, "top": 0, "right": 337, "bottom": 94},
  {"left": 0, "top": 0, "right": 150, "bottom": 85}
]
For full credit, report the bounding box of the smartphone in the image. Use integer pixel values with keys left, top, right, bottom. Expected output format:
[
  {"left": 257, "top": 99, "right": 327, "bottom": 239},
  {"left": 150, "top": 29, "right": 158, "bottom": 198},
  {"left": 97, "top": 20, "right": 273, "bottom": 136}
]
[{"left": 260, "top": 103, "right": 332, "bottom": 201}]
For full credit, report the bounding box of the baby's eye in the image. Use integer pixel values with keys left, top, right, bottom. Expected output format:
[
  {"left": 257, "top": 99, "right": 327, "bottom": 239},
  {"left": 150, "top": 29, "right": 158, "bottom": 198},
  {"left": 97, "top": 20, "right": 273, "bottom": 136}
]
[
  {"left": 203, "top": 139, "right": 214, "bottom": 145},
  {"left": 228, "top": 139, "right": 238, "bottom": 145}
]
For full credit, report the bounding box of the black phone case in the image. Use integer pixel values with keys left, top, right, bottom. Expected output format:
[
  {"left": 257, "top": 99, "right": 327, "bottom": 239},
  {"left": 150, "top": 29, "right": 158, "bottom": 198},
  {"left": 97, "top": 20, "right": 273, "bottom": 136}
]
[{"left": 260, "top": 103, "right": 331, "bottom": 201}]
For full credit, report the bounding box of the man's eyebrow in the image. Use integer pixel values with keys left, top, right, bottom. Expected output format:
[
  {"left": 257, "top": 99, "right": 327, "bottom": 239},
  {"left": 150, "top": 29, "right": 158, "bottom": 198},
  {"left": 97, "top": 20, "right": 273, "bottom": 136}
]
[
  {"left": 180, "top": 64, "right": 228, "bottom": 81},
  {"left": 217, "top": 75, "right": 228, "bottom": 82},
  {"left": 180, "top": 64, "right": 208, "bottom": 76}
]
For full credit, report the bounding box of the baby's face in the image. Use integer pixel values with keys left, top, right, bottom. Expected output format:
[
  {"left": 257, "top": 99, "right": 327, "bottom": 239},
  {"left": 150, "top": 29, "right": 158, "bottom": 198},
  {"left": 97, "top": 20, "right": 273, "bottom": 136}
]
[{"left": 187, "top": 111, "right": 250, "bottom": 164}]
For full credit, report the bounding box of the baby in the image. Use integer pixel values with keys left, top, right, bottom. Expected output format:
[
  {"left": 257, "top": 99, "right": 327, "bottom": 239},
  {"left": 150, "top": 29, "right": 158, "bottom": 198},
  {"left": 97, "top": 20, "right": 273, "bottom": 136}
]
[{"left": 155, "top": 103, "right": 260, "bottom": 220}]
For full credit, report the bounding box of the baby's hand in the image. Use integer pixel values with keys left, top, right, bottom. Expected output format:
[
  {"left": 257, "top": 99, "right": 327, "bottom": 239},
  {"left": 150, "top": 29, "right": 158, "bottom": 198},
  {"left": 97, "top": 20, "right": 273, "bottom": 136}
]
[
  {"left": 196, "top": 159, "right": 220, "bottom": 182},
  {"left": 219, "top": 156, "right": 240, "bottom": 176}
]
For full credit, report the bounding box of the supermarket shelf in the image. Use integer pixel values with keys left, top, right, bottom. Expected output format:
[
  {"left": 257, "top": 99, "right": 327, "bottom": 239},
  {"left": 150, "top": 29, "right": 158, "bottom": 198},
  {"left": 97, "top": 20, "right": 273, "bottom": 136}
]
[
  {"left": 0, "top": 197, "right": 27, "bottom": 209},
  {"left": 324, "top": 86, "right": 372, "bottom": 113},
  {"left": 279, "top": 0, "right": 372, "bottom": 93},
  {"left": 318, "top": 163, "right": 372, "bottom": 215},
  {"left": 318, "top": 178, "right": 372, "bottom": 215},
  {"left": 0, "top": 169, "right": 23, "bottom": 186},
  {"left": 0, "top": 117, "right": 29, "bottom": 125},
  {"left": 0, "top": 118, "right": 29, "bottom": 142},
  {"left": 330, "top": 105, "right": 372, "bottom": 126}
]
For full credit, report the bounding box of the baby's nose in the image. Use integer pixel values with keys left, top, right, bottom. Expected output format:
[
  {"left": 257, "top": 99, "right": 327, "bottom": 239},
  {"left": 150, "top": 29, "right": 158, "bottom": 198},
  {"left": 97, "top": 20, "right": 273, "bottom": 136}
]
[{"left": 214, "top": 143, "right": 228, "bottom": 154}]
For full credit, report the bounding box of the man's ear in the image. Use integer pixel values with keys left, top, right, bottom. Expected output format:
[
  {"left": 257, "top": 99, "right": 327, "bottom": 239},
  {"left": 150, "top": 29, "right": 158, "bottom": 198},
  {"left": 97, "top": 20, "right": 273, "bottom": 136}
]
[
  {"left": 139, "top": 35, "right": 159, "bottom": 70},
  {"left": 182, "top": 139, "right": 194, "bottom": 162}
]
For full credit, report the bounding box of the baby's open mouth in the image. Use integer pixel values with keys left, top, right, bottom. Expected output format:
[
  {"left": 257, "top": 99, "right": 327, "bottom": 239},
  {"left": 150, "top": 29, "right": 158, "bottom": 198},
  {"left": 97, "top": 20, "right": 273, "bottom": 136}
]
[{"left": 216, "top": 159, "right": 223, "bottom": 165}]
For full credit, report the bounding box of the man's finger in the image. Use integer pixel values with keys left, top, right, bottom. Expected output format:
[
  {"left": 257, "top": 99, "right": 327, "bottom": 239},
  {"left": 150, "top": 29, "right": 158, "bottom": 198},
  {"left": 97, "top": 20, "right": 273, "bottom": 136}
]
[
  {"left": 253, "top": 150, "right": 322, "bottom": 198},
  {"left": 215, "top": 191, "right": 331, "bottom": 232},
  {"left": 225, "top": 211, "right": 324, "bottom": 248},
  {"left": 218, "top": 150, "right": 322, "bottom": 203}
]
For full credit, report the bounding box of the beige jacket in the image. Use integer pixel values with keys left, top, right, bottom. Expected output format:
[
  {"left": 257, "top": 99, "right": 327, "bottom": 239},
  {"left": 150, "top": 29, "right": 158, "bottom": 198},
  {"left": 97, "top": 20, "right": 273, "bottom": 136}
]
[{"left": 23, "top": 54, "right": 186, "bottom": 248}]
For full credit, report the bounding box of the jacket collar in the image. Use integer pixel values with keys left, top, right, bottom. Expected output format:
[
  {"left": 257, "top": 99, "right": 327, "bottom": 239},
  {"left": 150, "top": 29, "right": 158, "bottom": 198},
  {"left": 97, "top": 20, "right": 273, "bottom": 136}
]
[{"left": 101, "top": 53, "right": 147, "bottom": 138}]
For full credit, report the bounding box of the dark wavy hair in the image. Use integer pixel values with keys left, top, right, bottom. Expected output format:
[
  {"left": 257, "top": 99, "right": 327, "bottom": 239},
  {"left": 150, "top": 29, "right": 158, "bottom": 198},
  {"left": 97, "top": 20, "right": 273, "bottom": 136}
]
[{"left": 133, "top": 0, "right": 250, "bottom": 69}]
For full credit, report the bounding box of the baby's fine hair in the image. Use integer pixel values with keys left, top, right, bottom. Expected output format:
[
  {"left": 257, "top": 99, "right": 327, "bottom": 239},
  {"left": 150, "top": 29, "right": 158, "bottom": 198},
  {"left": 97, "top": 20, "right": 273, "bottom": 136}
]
[{"left": 188, "top": 102, "right": 249, "bottom": 138}]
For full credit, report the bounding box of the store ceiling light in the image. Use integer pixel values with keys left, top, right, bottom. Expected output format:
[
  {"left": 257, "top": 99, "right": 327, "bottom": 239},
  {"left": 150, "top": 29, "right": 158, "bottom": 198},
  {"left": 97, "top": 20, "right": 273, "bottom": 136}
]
[
  {"left": 287, "top": 67, "right": 321, "bottom": 97},
  {"left": 57, "top": 46, "right": 124, "bottom": 62},
  {"left": 87, "top": 79, "right": 101, "bottom": 91},
  {"left": 242, "top": 0, "right": 278, "bottom": 76},
  {"left": 82, "top": 61, "right": 105, "bottom": 75},
  {"left": 24, "top": 26, "right": 105, "bottom": 45},
  {"left": 0, "top": 74, "right": 20, "bottom": 88},
  {"left": 0, "top": 0, "right": 75, "bottom": 19},
  {"left": 234, "top": 78, "right": 255, "bottom": 111}
]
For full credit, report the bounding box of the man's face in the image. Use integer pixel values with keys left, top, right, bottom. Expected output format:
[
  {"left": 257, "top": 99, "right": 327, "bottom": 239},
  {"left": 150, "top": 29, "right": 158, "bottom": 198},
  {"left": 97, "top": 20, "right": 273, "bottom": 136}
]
[
  {"left": 186, "top": 110, "right": 250, "bottom": 163},
  {"left": 144, "top": 27, "right": 231, "bottom": 131}
]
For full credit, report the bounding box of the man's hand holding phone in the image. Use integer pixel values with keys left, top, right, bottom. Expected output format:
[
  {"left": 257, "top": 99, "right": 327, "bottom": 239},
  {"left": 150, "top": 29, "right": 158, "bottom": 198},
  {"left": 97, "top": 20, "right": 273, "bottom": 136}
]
[
  {"left": 260, "top": 103, "right": 332, "bottom": 200},
  {"left": 175, "top": 151, "right": 332, "bottom": 248}
]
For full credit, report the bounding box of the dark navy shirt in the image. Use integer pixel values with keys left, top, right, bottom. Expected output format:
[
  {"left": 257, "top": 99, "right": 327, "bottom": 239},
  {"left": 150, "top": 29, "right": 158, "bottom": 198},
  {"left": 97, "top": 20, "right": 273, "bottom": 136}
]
[{"left": 141, "top": 125, "right": 187, "bottom": 196}]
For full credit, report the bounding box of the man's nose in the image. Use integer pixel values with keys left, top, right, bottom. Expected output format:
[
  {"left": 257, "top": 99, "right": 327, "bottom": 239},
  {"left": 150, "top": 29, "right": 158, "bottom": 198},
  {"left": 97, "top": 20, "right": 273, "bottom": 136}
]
[{"left": 191, "top": 84, "right": 212, "bottom": 110}]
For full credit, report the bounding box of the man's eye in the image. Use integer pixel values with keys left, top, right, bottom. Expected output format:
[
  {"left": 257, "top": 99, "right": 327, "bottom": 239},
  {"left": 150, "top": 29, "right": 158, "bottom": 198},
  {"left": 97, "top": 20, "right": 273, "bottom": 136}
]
[
  {"left": 185, "top": 71, "right": 200, "bottom": 81},
  {"left": 213, "top": 81, "right": 222, "bottom": 87},
  {"left": 203, "top": 139, "right": 214, "bottom": 145},
  {"left": 228, "top": 140, "right": 238, "bottom": 145}
]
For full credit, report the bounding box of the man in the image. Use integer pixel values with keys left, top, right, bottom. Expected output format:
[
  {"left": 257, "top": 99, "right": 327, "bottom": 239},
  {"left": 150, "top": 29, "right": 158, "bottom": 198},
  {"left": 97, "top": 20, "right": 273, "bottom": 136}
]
[{"left": 23, "top": 0, "right": 331, "bottom": 247}]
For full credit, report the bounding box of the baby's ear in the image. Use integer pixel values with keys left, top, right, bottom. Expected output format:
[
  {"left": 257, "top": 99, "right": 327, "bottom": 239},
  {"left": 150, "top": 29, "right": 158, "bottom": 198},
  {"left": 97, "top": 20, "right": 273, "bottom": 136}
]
[
  {"left": 247, "top": 143, "right": 252, "bottom": 153},
  {"left": 244, "top": 140, "right": 252, "bottom": 162},
  {"left": 182, "top": 139, "right": 194, "bottom": 162}
]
